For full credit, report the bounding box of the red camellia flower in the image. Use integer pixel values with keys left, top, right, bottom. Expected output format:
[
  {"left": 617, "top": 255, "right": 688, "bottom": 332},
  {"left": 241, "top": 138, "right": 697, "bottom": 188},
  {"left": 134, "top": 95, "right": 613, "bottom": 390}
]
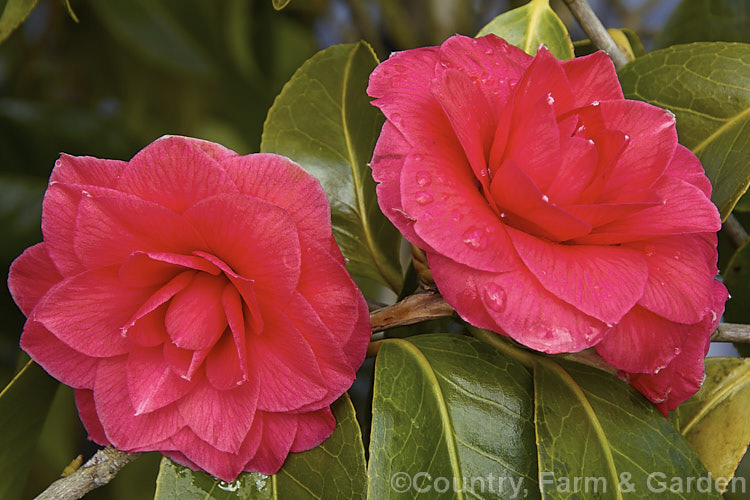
[
  {"left": 367, "top": 34, "right": 727, "bottom": 414},
  {"left": 8, "top": 136, "right": 369, "bottom": 481}
]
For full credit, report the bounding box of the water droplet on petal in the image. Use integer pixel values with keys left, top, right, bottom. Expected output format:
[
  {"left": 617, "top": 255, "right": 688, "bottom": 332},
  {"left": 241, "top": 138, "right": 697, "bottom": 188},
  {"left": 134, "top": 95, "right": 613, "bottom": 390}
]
[
  {"left": 591, "top": 100, "right": 600, "bottom": 106},
  {"left": 462, "top": 226, "right": 487, "bottom": 250},
  {"left": 541, "top": 194, "right": 550, "bottom": 203},
  {"left": 499, "top": 212, "right": 507, "bottom": 218},
  {"left": 674, "top": 347, "right": 682, "bottom": 356},
  {"left": 484, "top": 47, "right": 494, "bottom": 55},
  {"left": 644, "top": 245, "right": 656, "bottom": 257},
  {"left": 415, "top": 191, "right": 433, "bottom": 205},
  {"left": 413, "top": 154, "right": 424, "bottom": 162},
  {"left": 546, "top": 93, "right": 555, "bottom": 105},
  {"left": 710, "top": 310, "right": 717, "bottom": 322},
  {"left": 484, "top": 283, "right": 506, "bottom": 312},
  {"left": 415, "top": 171, "right": 431, "bottom": 187}
]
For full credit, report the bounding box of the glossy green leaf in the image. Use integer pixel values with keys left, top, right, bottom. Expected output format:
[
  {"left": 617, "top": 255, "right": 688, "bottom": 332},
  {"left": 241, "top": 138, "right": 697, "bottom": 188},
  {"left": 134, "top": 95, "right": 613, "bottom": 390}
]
[
  {"left": 657, "top": 0, "right": 750, "bottom": 49},
  {"left": 476, "top": 0, "right": 574, "bottom": 60},
  {"left": 573, "top": 28, "right": 645, "bottom": 60},
  {"left": 88, "top": 0, "right": 214, "bottom": 75},
  {"left": 0, "top": 358, "right": 58, "bottom": 500},
  {"left": 618, "top": 42, "right": 750, "bottom": 219},
  {"left": 272, "top": 0, "right": 291, "bottom": 11},
  {"left": 261, "top": 42, "right": 402, "bottom": 292},
  {"left": 61, "top": 0, "right": 78, "bottom": 23},
  {"left": 536, "top": 358, "right": 721, "bottom": 499},
  {"left": 675, "top": 358, "right": 750, "bottom": 489},
  {"left": 0, "top": 0, "right": 38, "bottom": 43},
  {"left": 154, "top": 394, "right": 366, "bottom": 499},
  {"left": 368, "top": 334, "right": 540, "bottom": 499}
]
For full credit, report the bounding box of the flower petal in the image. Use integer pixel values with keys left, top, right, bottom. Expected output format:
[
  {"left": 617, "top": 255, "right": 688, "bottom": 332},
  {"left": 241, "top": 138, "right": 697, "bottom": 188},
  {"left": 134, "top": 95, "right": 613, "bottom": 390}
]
[
  {"left": 245, "top": 411, "right": 297, "bottom": 475},
  {"left": 8, "top": 243, "right": 62, "bottom": 316},
  {"left": 290, "top": 406, "right": 336, "bottom": 453},
  {"left": 74, "top": 389, "right": 109, "bottom": 445},
  {"left": 165, "top": 273, "right": 228, "bottom": 351},
  {"left": 21, "top": 321, "right": 99, "bottom": 389},
  {"left": 117, "top": 136, "right": 238, "bottom": 213},
  {"left": 507, "top": 227, "right": 648, "bottom": 325},
  {"left": 560, "top": 51, "right": 623, "bottom": 107},
  {"left": 127, "top": 346, "right": 196, "bottom": 415}
]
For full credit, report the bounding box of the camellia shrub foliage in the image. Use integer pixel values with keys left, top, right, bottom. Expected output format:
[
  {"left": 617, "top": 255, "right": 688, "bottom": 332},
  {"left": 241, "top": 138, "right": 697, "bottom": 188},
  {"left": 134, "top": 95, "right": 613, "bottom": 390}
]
[{"left": 1, "top": 0, "right": 749, "bottom": 498}]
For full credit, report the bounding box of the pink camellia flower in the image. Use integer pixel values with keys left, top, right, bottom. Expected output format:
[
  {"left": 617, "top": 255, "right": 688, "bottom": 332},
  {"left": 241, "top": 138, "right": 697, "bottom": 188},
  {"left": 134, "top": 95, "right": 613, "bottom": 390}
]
[
  {"left": 367, "top": 34, "right": 727, "bottom": 414},
  {"left": 8, "top": 136, "right": 369, "bottom": 481}
]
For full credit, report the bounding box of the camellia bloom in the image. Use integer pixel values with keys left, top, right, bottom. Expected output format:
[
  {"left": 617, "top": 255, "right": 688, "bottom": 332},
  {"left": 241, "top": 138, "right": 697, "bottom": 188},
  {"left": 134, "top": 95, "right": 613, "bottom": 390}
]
[
  {"left": 367, "top": 34, "right": 727, "bottom": 414},
  {"left": 8, "top": 136, "right": 369, "bottom": 481}
]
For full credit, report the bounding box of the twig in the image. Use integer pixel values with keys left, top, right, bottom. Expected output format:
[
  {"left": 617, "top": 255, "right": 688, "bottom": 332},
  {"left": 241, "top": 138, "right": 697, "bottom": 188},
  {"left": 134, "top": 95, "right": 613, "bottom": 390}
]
[
  {"left": 562, "top": 0, "right": 632, "bottom": 69},
  {"left": 369, "top": 290, "right": 455, "bottom": 331},
  {"left": 722, "top": 214, "right": 749, "bottom": 249},
  {"left": 712, "top": 322, "right": 750, "bottom": 344},
  {"left": 35, "top": 447, "right": 140, "bottom": 500}
]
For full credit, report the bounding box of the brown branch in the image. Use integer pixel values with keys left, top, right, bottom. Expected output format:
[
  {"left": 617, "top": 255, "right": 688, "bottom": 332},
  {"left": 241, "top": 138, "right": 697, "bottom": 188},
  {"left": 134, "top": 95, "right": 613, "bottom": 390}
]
[
  {"left": 35, "top": 447, "right": 140, "bottom": 500},
  {"left": 369, "top": 290, "right": 455, "bottom": 332},
  {"left": 562, "top": 0, "right": 632, "bottom": 69},
  {"left": 712, "top": 322, "right": 750, "bottom": 344},
  {"left": 722, "top": 214, "right": 749, "bottom": 249}
]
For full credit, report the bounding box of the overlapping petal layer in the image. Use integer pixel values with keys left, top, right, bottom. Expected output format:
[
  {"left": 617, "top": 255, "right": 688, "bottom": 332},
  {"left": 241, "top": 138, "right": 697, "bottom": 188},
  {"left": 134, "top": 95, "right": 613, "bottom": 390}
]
[
  {"left": 368, "top": 34, "right": 726, "bottom": 412},
  {"left": 9, "top": 136, "right": 369, "bottom": 481}
]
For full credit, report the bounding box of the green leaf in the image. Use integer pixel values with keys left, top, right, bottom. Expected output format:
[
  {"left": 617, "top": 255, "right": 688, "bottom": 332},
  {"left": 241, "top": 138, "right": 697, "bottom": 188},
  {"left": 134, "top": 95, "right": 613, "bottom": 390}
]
[
  {"left": 261, "top": 42, "right": 403, "bottom": 292},
  {"left": 573, "top": 28, "right": 646, "bottom": 60},
  {"left": 368, "top": 334, "right": 540, "bottom": 499},
  {"left": 61, "top": 0, "right": 78, "bottom": 23},
  {"left": 476, "top": 0, "right": 574, "bottom": 60},
  {"left": 0, "top": 358, "right": 58, "bottom": 500},
  {"left": 154, "top": 394, "right": 366, "bottom": 499},
  {"left": 618, "top": 42, "right": 750, "bottom": 219},
  {"left": 535, "top": 358, "right": 721, "bottom": 499},
  {"left": 657, "top": 0, "right": 750, "bottom": 49},
  {"left": 0, "top": 0, "right": 39, "bottom": 44},
  {"left": 272, "top": 0, "right": 291, "bottom": 10},
  {"left": 675, "top": 358, "right": 750, "bottom": 490},
  {"left": 88, "top": 0, "right": 214, "bottom": 75}
]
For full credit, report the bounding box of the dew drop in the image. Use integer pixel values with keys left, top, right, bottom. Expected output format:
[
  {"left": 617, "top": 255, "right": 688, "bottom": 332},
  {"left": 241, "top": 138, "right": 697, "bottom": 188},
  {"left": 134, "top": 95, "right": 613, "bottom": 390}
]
[
  {"left": 413, "top": 154, "right": 424, "bottom": 162},
  {"left": 462, "top": 226, "right": 487, "bottom": 250},
  {"left": 710, "top": 310, "right": 717, "bottom": 322},
  {"left": 415, "top": 191, "right": 433, "bottom": 205},
  {"left": 218, "top": 479, "right": 241, "bottom": 492},
  {"left": 644, "top": 245, "right": 656, "bottom": 257},
  {"left": 484, "top": 47, "right": 494, "bottom": 55},
  {"left": 499, "top": 212, "right": 507, "bottom": 218},
  {"left": 674, "top": 346, "right": 682, "bottom": 356},
  {"left": 415, "top": 171, "right": 431, "bottom": 187},
  {"left": 591, "top": 100, "right": 600, "bottom": 106},
  {"left": 673, "top": 251, "right": 681, "bottom": 261},
  {"left": 624, "top": 134, "right": 630, "bottom": 140},
  {"left": 541, "top": 194, "right": 550, "bottom": 203},
  {"left": 546, "top": 93, "right": 555, "bottom": 105},
  {"left": 484, "top": 283, "right": 507, "bottom": 312}
]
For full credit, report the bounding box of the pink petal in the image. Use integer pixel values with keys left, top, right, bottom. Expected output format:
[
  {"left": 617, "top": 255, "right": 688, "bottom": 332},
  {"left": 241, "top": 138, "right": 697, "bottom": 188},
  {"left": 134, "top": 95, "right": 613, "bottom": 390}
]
[
  {"left": 118, "top": 251, "right": 220, "bottom": 287},
  {"left": 429, "top": 68, "right": 495, "bottom": 197},
  {"left": 245, "top": 411, "right": 297, "bottom": 475},
  {"left": 490, "top": 159, "right": 592, "bottom": 242},
  {"left": 125, "top": 305, "right": 169, "bottom": 347},
  {"left": 511, "top": 45, "right": 575, "bottom": 117},
  {"left": 284, "top": 293, "right": 355, "bottom": 411},
  {"left": 94, "top": 356, "right": 182, "bottom": 449},
  {"left": 177, "top": 378, "right": 259, "bottom": 454},
  {"left": 163, "top": 341, "right": 210, "bottom": 381},
  {"left": 546, "top": 136, "right": 599, "bottom": 206},
  {"left": 400, "top": 132, "right": 516, "bottom": 273},
  {"left": 221, "top": 284, "right": 249, "bottom": 381},
  {"left": 250, "top": 299, "right": 328, "bottom": 412},
  {"left": 437, "top": 34, "right": 531, "bottom": 111},
  {"left": 32, "top": 267, "right": 152, "bottom": 357},
  {"left": 429, "top": 252, "right": 608, "bottom": 353},
  {"left": 8, "top": 243, "right": 62, "bottom": 316},
  {"left": 368, "top": 46, "right": 449, "bottom": 146},
  {"left": 369, "top": 121, "right": 430, "bottom": 249},
  {"left": 165, "top": 273, "right": 228, "bottom": 351},
  {"left": 169, "top": 423, "right": 263, "bottom": 482},
  {"left": 21, "top": 321, "right": 99, "bottom": 389},
  {"left": 595, "top": 306, "right": 693, "bottom": 373},
  {"left": 665, "top": 145, "right": 712, "bottom": 197},
  {"left": 50, "top": 154, "right": 126, "bottom": 187},
  {"left": 74, "top": 389, "right": 109, "bottom": 445},
  {"left": 121, "top": 270, "right": 196, "bottom": 338},
  {"left": 560, "top": 51, "right": 623, "bottom": 107},
  {"left": 182, "top": 194, "right": 301, "bottom": 301},
  {"left": 204, "top": 332, "right": 245, "bottom": 390},
  {"left": 117, "top": 136, "right": 238, "bottom": 213},
  {"left": 221, "top": 153, "right": 333, "bottom": 250},
  {"left": 127, "top": 345, "right": 196, "bottom": 415},
  {"left": 73, "top": 194, "right": 207, "bottom": 269},
  {"left": 576, "top": 175, "right": 721, "bottom": 244},
  {"left": 290, "top": 407, "right": 336, "bottom": 453},
  {"left": 167, "top": 135, "right": 238, "bottom": 162},
  {"left": 633, "top": 235, "right": 715, "bottom": 323},
  {"left": 507, "top": 227, "right": 648, "bottom": 325}
]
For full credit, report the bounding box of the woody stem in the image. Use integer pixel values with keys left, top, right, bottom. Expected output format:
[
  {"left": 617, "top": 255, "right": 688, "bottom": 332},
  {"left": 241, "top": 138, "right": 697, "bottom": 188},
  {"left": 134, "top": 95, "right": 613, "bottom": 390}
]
[{"left": 562, "top": 0, "right": 632, "bottom": 69}]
